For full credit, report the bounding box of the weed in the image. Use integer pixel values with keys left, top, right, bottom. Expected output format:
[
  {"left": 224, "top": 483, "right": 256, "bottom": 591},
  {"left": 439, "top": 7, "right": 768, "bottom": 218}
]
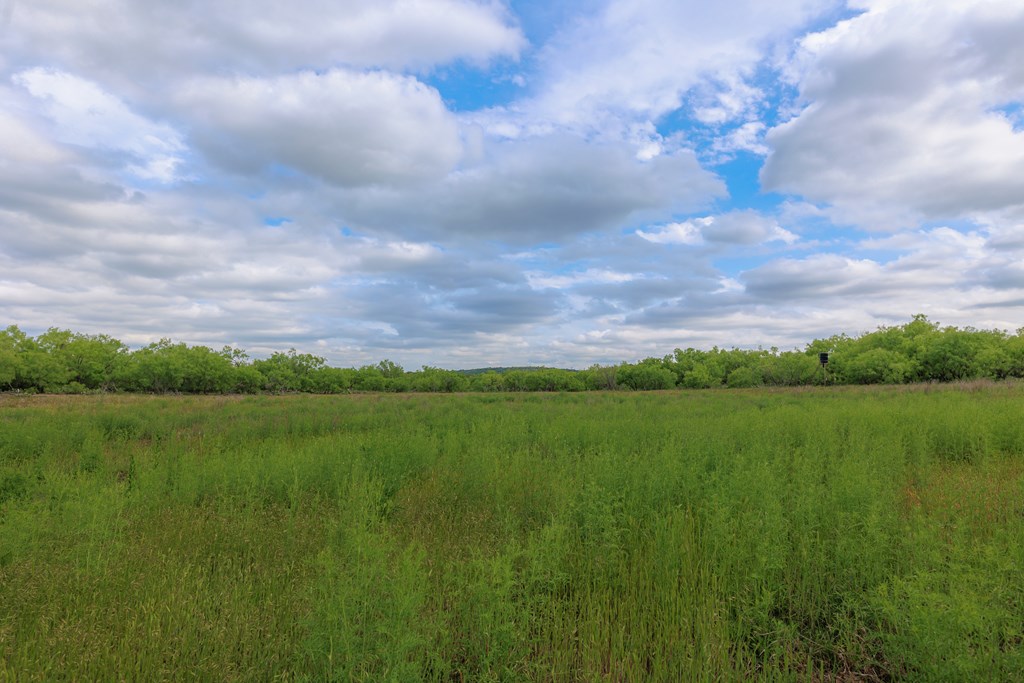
[{"left": 1, "top": 386, "right": 1022, "bottom": 680}]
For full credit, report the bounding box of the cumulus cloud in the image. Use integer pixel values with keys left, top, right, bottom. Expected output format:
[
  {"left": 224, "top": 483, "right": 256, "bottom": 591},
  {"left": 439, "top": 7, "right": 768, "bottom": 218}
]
[
  {"left": 692, "top": 75, "right": 766, "bottom": 127},
  {"left": 0, "top": 91, "right": 132, "bottom": 231},
  {"left": 731, "top": 226, "right": 1013, "bottom": 323},
  {"left": 530, "top": 0, "right": 839, "bottom": 128},
  {"left": 6, "top": 0, "right": 524, "bottom": 85},
  {"left": 14, "top": 68, "right": 185, "bottom": 182},
  {"left": 2, "top": 0, "right": 1023, "bottom": 369},
  {"left": 0, "top": 105, "right": 67, "bottom": 166},
  {"left": 636, "top": 220, "right": 705, "bottom": 245},
  {"left": 712, "top": 121, "right": 769, "bottom": 157},
  {"left": 526, "top": 268, "right": 639, "bottom": 290},
  {"left": 178, "top": 69, "right": 462, "bottom": 186},
  {"left": 762, "top": 0, "right": 1024, "bottom": 227},
  {"left": 606, "top": 210, "right": 1024, "bottom": 360},
  {"left": 700, "top": 211, "right": 798, "bottom": 245},
  {"left": 742, "top": 254, "right": 887, "bottom": 300},
  {"left": 637, "top": 210, "right": 797, "bottom": 246},
  {"left": 335, "top": 134, "right": 725, "bottom": 243}
]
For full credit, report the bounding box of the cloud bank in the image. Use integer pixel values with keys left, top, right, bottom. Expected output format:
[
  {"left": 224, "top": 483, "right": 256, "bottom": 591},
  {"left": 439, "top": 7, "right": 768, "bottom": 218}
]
[{"left": 1, "top": 0, "right": 1022, "bottom": 368}]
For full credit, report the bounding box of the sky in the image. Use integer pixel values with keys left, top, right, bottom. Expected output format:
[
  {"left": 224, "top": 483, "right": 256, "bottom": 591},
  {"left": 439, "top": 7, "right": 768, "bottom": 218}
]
[{"left": 1, "top": 0, "right": 1023, "bottom": 369}]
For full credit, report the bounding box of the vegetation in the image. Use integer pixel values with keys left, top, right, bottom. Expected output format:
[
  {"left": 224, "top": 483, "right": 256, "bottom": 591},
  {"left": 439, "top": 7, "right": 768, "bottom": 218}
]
[
  {"left": 2, "top": 386, "right": 1023, "bottom": 680},
  {"left": 4, "top": 315, "right": 1024, "bottom": 394}
]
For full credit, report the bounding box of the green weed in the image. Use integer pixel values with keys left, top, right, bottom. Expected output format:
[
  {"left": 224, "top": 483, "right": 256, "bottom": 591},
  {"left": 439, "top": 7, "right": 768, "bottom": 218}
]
[{"left": 1, "top": 386, "right": 1022, "bottom": 680}]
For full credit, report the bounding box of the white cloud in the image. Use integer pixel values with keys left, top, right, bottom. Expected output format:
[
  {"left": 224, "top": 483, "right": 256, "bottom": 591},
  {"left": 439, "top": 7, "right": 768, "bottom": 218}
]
[
  {"left": 637, "top": 210, "right": 797, "bottom": 246},
  {"left": 2, "top": 0, "right": 1024, "bottom": 369},
  {"left": 692, "top": 74, "right": 766, "bottom": 126},
  {"left": 0, "top": 106, "right": 67, "bottom": 165},
  {"left": 14, "top": 68, "right": 185, "bottom": 182},
  {"left": 714, "top": 121, "right": 769, "bottom": 157},
  {"left": 525, "top": 268, "right": 639, "bottom": 290},
  {"left": 528, "top": 0, "right": 838, "bottom": 129},
  {"left": 701, "top": 210, "right": 798, "bottom": 245},
  {"left": 7, "top": 0, "right": 524, "bottom": 85},
  {"left": 735, "top": 225, "right": 1013, "bottom": 318},
  {"left": 334, "top": 133, "right": 725, "bottom": 243},
  {"left": 636, "top": 219, "right": 706, "bottom": 245},
  {"left": 742, "top": 254, "right": 887, "bottom": 300},
  {"left": 177, "top": 69, "right": 462, "bottom": 187},
  {"left": 762, "top": 0, "right": 1024, "bottom": 228},
  {"left": 858, "top": 227, "right": 988, "bottom": 266}
]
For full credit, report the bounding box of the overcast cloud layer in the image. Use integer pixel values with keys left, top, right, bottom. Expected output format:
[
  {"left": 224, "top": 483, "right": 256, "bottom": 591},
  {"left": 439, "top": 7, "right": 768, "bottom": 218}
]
[{"left": 2, "top": 0, "right": 1023, "bottom": 368}]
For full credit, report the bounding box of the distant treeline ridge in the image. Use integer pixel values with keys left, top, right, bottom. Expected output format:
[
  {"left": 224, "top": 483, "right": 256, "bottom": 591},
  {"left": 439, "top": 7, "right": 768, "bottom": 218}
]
[{"left": 2, "top": 315, "right": 1024, "bottom": 394}]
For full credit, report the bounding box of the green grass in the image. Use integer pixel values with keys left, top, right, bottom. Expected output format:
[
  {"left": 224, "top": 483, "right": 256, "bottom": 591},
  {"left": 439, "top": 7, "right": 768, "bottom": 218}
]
[{"left": 1, "top": 386, "right": 1023, "bottom": 681}]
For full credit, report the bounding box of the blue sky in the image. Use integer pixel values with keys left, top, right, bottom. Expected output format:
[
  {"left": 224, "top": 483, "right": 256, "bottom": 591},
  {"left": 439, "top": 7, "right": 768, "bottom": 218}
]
[{"left": 1, "top": 0, "right": 1023, "bottom": 368}]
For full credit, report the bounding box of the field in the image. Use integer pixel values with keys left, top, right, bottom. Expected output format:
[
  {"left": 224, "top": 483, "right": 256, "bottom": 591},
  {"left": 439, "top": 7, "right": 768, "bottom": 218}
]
[{"left": 1, "top": 386, "right": 1023, "bottom": 681}]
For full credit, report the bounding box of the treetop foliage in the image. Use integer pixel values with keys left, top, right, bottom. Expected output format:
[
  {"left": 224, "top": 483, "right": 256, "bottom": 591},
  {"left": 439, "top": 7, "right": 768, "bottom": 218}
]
[{"left": 2, "top": 316, "right": 1024, "bottom": 394}]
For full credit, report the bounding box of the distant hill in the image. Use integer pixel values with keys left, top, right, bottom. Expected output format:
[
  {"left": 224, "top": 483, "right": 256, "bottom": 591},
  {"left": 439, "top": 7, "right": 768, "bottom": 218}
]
[{"left": 457, "top": 366, "right": 581, "bottom": 375}]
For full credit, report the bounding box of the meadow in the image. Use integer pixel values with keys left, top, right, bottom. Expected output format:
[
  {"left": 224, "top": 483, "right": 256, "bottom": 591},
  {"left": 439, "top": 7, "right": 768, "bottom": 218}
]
[{"left": 1, "top": 385, "right": 1022, "bottom": 681}]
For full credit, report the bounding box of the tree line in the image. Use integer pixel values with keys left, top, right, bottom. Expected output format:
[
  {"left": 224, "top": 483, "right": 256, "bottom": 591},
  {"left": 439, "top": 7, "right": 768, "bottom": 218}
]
[{"left": 2, "top": 315, "right": 1024, "bottom": 394}]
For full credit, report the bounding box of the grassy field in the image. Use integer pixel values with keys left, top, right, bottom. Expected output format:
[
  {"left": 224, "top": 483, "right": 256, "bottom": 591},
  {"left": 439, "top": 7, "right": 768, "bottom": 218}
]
[{"left": 1, "top": 385, "right": 1023, "bottom": 681}]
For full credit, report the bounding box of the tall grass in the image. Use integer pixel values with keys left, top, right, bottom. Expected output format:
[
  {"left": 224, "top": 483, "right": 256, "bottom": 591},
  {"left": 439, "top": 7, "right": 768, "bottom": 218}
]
[{"left": 1, "top": 386, "right": 1022, "bottom": 680}]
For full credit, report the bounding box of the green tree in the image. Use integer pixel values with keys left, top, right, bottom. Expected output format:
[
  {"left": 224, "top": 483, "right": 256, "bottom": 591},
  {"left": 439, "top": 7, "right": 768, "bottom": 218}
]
[
  {"left": 179, "top": 345, "right": 236, "bottom": 393},
  {"left": 519, "top": 368, "right": 585, "bottom": 392},
  {"left": 761, "top": 351, "right": 819, "bottom": 386},
  {"left": 0, "top": 326, "right": 24, "bottom": 389},
  {"left": 410, "top": 366, "right": 469, "bottom": 392},
  {"left": 231, "top": 364, "right": 266, "bottom": 393},
  {"left": 843, "top": 348, "right": 914, "bottom": 384},
  {"left": 726, "top": 366, "right": 760, "bottom": 388},
  {"left": 311, "top": 367, "right": 357, "bottom": 393},
  {"left": 664, "top": 348, "right": 707, "bottom": 385},
  {"left": 917, "top": 329, "right": 983, "bottom": 382},
  {"left": 253, "top": 349, "right": 327, "bottom": 392},
  {"left": 1, "top": 326, "right": 70, "bottom": 392},
  {"left": 1006, "top": 333, "right": 1024, "bottom": 378},
  {"left": 117, "top": 339, "right": 188, "bottom": 392},
  {"left": 682, "top": 364, "right": 715, "bottom": 389},
  {"left": 353, "top": 366, "right": 386, "bottom": 392},
  {"left": 469, "top": 371, "right": 504, "bottom": 392},
  {"left": 60, "top": 333, "right": 126, "bottom": 390},
  {"left": 376, "top": 359, "right": 404, "bottom": 379},
  {"left": 582, "top": 365, "right": 617, "bottom": 390},
  {"left": 500, "top": 370, "right": 529, "bottom": 392},
  {"left": 617, "top": 363, "right": 676, "bottom": 390}
]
